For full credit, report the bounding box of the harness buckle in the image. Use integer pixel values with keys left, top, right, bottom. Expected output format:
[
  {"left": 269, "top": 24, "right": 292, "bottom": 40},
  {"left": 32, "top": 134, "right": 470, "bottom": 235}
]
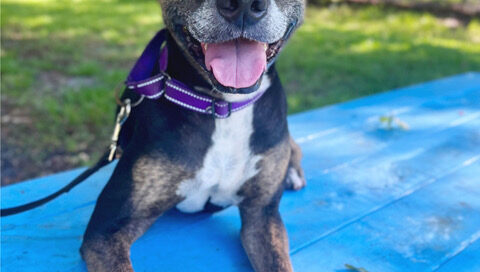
[
  {"left": 207, "top": 100, "right": 216, "bottom": 117},
  {"left": 206, "top": 100, "right": 232, "bottom": 118}
]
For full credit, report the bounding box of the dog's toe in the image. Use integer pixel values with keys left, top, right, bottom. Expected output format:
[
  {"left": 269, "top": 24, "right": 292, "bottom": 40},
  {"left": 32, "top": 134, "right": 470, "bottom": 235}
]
[{"left": 285, "top": 167, "right": 306, "bottom": 191}]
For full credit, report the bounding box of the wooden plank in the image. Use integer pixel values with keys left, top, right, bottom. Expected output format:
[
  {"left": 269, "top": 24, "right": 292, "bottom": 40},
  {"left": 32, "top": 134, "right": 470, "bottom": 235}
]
[
  {"left": 296, "top": 105, "right": 480, "bottom": 176},
  {"left": 283, "top": 93, "right": 480, "bottom": 250},
  {"left": 1, "top": 73, "right": 480, "bottom": 271},
  {"left": 435, "top": 239, "right": 480, "bottom": 272},
  {"left": 286, "top": 126, "right": 480, "bottom": 252},
  {"left": 290, "top": 160, "right": 480, "bottom": 272}
]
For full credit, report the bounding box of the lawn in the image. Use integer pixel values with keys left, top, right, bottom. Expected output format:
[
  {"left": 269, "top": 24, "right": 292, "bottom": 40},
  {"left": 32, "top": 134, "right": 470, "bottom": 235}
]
[{"left": 1, "top": 0, "right": 480, "bottom": 184}]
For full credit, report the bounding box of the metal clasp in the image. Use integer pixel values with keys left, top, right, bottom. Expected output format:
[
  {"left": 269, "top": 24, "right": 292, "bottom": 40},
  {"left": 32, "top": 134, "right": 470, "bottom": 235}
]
[
  {"left": 108, "top": 99, "right": 132, "bottom": 161},
  {"left": 115, "top": 82, "right": 145, "bottom": 108}
]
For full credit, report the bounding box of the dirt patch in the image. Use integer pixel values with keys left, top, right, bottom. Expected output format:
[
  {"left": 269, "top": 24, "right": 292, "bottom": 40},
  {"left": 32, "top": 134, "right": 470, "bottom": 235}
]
[
  {"left": 1, "top": 143, "right": 89, "bottom": 186},
  {"left": 37, "top": 71, "right": 97, "bottom": 94}
]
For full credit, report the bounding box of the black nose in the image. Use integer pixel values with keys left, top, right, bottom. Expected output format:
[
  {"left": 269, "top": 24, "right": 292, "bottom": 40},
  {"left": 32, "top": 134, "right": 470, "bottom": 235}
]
[{"left": 216, "top": 0, "right": 268, "bottom": 27}]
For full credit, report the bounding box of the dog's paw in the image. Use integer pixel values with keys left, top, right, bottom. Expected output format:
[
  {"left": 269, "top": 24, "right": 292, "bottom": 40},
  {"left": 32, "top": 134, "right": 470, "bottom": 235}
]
[{"left": 285, "top": 167, "right": 306, "bottom": 191}]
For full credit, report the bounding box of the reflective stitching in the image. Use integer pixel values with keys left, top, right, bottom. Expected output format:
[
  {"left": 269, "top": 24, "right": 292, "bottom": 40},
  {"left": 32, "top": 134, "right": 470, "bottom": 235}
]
[
  {"left": 165, "top": 94, "right": 207, "bottom": 113},
  {"left": 146, "top": 90, "right": 164, "bottom": 99},
  {"left": 166, "top": 82, "right": 212, "bottom": 103},
  {"left": 137, "top": 75, "right": 164, "bottom": 88},
  {"left": 230, "top": 93, "right": 264, "bottom": 113},
  {"left": 215, "top": 102, "right": 229, "bottom": 108}
]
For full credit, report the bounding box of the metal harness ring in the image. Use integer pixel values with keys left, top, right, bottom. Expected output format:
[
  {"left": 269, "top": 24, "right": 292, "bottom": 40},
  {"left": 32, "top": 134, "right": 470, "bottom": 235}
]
[{"left": 114, "top": 82, "right": 145, "bottom": 108}]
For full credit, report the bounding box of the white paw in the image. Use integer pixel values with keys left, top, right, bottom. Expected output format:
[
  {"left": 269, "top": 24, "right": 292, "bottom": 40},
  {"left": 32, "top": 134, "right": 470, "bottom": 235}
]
[{"left": 285, "top": 167, "right": 306, "bottom": 191}]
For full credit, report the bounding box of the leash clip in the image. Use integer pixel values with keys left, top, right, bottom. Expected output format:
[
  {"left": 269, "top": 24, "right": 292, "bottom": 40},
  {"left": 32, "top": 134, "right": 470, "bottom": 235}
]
[{"left": 108, "top": 99, "right": 132, "bottom": 161}]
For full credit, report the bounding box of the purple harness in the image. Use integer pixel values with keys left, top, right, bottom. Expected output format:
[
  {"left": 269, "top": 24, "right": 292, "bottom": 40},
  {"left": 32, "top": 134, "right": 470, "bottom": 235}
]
[{"left": 125, "top": 29, "right": 266, "bottom": 118}]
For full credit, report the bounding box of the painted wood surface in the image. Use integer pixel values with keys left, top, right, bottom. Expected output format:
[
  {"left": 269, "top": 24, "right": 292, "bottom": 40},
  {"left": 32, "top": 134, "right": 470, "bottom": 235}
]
[{"left": 2, "top": 72, "right": 480, "bottom": 272}]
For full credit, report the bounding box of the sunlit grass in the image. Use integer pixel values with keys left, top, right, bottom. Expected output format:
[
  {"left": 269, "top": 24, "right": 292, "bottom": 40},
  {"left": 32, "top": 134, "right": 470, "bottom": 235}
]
[
  {"left": 1, "top": 0, "right": 479, "bottom": 181},
  {"left": 278, "top": 5, "right": 480, "bottom": 111},
  {"left": 1, "top": 0, "right": 164, "bottom": 173}
]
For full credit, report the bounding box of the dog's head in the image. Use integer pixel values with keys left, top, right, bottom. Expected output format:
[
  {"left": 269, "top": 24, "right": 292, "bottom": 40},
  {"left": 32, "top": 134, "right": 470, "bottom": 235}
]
[{"left": 158, "top": 0, "right": 305, "bottom": 94}]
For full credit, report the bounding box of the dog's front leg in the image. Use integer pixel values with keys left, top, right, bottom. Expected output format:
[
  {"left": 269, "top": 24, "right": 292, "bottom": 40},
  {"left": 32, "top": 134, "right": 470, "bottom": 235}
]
[
  {"left": 240, "top": 199, "right": 292, "bottom": 272},
  {"left": 80, "top": 152, "right": 185, "bottom": 272},
  {"left": 239, "top": 140, "right": 293, "bottom": 272}
]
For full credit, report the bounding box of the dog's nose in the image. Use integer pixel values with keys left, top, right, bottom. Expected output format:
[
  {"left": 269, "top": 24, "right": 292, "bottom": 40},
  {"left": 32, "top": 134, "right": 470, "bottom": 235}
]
[{"left": 216, "top": 0, "right": 268, "bottom": 26}]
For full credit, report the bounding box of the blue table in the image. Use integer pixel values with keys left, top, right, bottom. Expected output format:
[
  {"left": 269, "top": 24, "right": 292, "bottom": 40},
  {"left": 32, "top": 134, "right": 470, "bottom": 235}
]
[{"left": 2, "top": 73, "right": 480, "bottom": 272}]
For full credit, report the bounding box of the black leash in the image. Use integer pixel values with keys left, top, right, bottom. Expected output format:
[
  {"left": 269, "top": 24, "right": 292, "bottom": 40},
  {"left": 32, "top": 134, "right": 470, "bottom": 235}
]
[
  {"left": 0, "top": 150, "right": 112, "bottom": 217},
  {"left": 1, "top": 98, "right": 136, "bottom": 217}
]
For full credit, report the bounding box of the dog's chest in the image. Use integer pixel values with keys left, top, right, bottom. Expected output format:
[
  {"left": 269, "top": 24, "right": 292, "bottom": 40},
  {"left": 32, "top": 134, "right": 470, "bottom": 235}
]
[{"left": 176, "top": 106, "right": 261, "bottom": 213}]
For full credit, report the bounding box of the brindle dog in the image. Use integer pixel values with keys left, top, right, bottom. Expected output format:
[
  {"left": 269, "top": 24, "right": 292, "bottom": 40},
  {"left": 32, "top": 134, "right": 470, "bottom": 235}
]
[{"left": 80, "top": 0, "right": 306, "bottom": 271}]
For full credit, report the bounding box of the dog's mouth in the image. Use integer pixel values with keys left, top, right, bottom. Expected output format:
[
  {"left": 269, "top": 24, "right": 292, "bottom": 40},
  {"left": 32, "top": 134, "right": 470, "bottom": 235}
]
[
  {"left": 202, "top": 39, "right": 268, "bottom": 90},
  {"left": 180, "top": 26, "right": 287, "bottom": 94}
]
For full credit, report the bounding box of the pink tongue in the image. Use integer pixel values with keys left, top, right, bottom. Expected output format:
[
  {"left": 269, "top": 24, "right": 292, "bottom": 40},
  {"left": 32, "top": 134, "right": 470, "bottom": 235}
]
[{"left": 203, "top": 39, "right": 266, "bottom": 89}]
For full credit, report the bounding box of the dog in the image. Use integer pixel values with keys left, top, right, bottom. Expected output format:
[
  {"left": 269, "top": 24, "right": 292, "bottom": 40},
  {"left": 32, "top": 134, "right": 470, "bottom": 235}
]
[{"left": 80, "top": 0, "right": 306, "bottom": 271}]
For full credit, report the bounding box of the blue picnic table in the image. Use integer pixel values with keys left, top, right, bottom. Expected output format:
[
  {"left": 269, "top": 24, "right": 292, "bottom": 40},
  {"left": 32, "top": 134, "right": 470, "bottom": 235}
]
[{"left": 2, "top": 73, "right": 480, "bottom": 272}]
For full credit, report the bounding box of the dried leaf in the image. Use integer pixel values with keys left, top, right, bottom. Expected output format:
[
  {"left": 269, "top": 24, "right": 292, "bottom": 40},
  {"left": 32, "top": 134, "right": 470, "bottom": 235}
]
[{"left": 345, "top": 263, "right": 369, "bottom": 272}]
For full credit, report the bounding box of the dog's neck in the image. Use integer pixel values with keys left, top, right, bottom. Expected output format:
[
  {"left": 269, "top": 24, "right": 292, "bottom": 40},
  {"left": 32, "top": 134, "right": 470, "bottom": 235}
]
[{"left": 165, "top": 32, "right": 212, "bottom": 92}]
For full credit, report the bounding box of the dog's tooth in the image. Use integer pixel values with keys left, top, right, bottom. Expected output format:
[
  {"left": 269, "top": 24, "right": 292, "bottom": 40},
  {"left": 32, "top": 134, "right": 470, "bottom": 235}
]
[
  {"left": 264, "top": 43, "right": 268, "bottom": 52},
  {"left": 204, "top": 44, "right": 208, "bottom": 51}
]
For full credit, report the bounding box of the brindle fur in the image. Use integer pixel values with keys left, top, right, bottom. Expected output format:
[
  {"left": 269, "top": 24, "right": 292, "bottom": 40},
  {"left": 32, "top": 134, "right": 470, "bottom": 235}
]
[
  {"left": 239, "top": 139, "right": 292, "bottom": 271},
  {"left": 81, "top": 0, "right": 305, "bottom": 271}
]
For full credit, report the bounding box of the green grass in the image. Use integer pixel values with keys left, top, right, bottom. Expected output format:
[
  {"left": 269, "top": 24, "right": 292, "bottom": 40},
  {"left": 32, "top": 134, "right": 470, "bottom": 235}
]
[
  {"left": 1, "top": 0, "right": 480, "bottom": 183},
  {"left": 278, "top": 6, "right": 480, "bottom": 110}
]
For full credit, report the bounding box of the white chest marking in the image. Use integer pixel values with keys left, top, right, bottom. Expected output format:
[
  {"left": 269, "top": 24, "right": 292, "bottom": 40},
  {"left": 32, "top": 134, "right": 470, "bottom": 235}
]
[{"left": 175, "top": 77, "right": 271, "bottom": 213}]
